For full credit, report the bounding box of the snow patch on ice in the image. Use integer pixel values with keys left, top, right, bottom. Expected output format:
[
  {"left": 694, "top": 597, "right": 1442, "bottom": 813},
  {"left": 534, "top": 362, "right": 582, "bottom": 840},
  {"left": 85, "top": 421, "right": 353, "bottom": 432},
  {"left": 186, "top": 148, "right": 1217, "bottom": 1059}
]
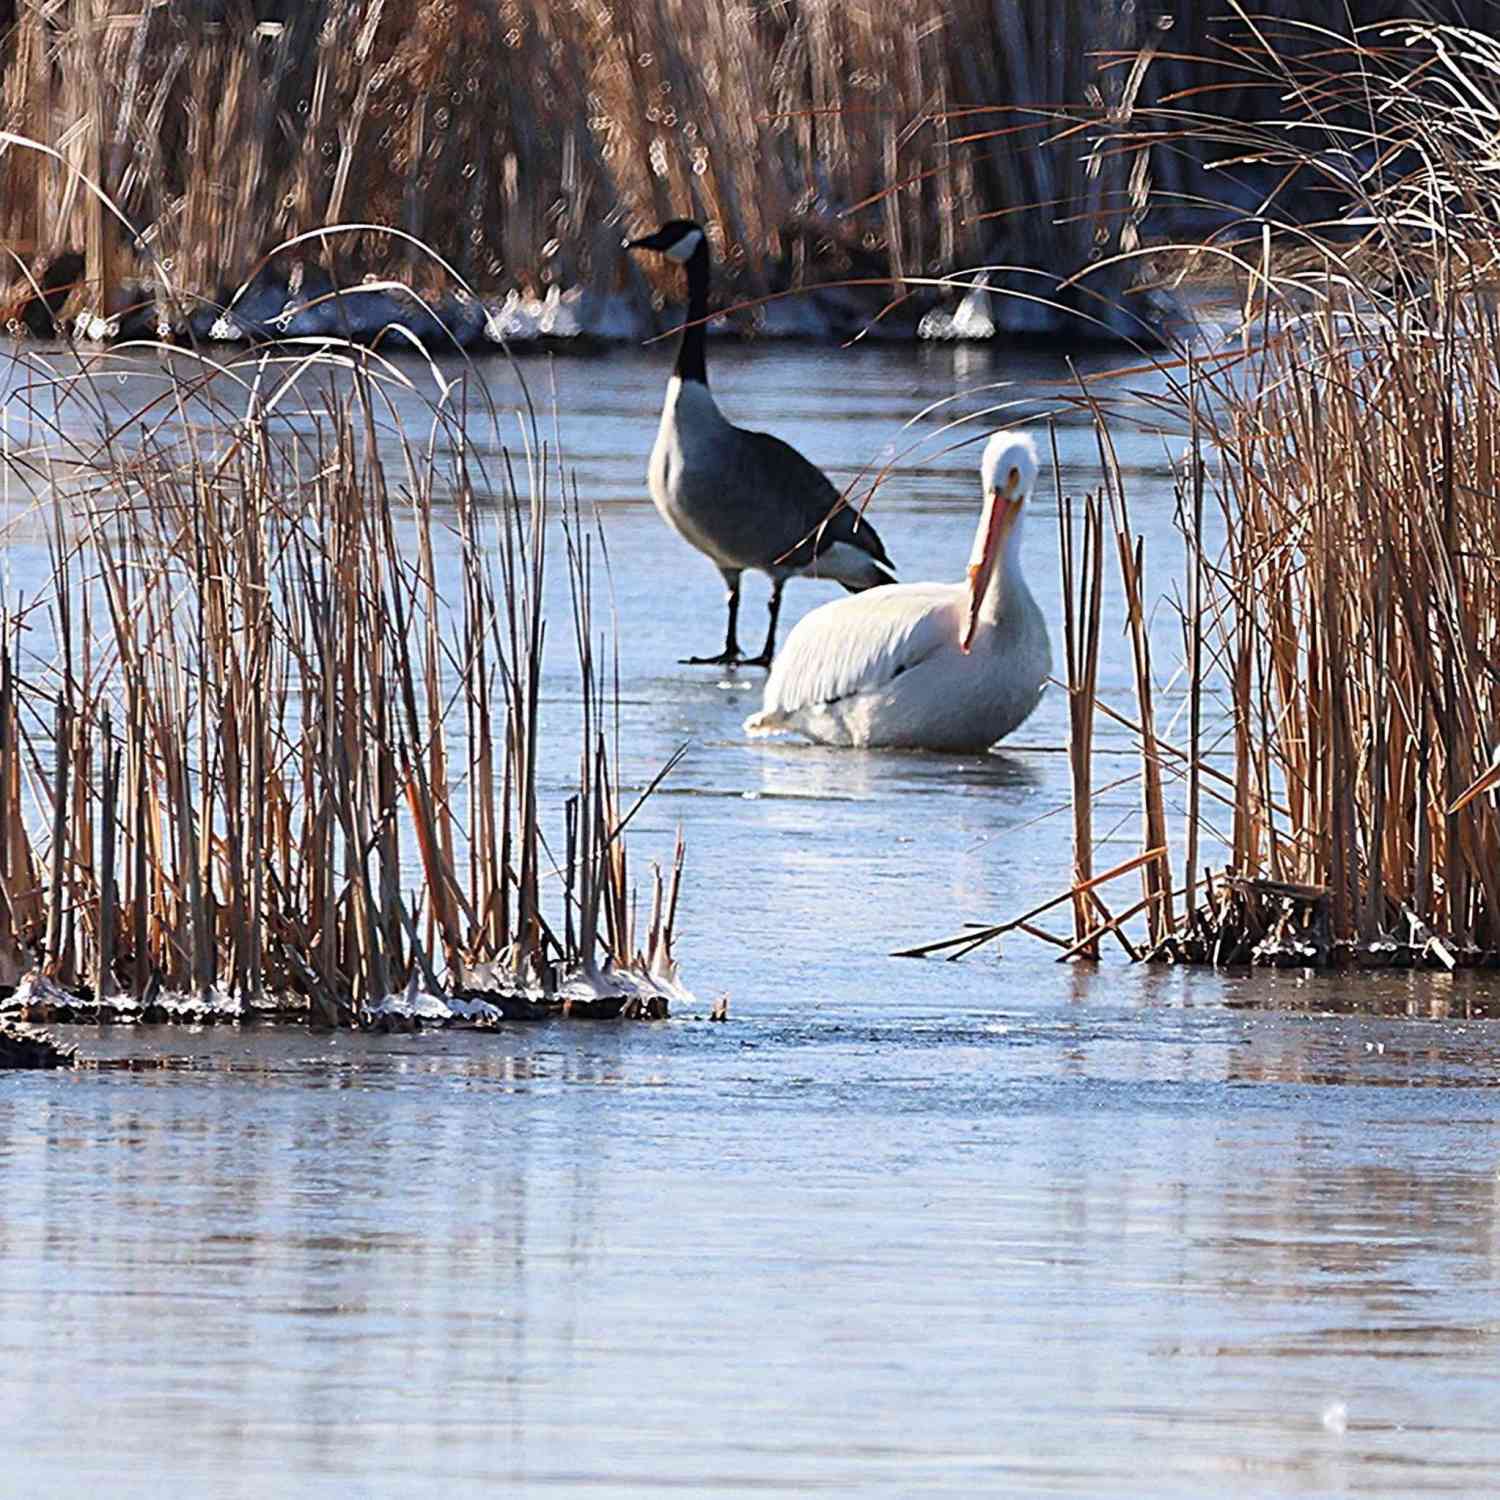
[
  {"left": 556, "top": 958, "right": 696, "bottom": 1009},
  {"left": 485, "top": 285, "right": 583, "bottom": 343},
  {"left": 73, "top": 310, "right": 119, "bottom": 343},
  {"left": 2, "top": 972, "right": 79, "bottom": 1014},
  {"left": 366, "top": 988, "right": 504, "bottom": 1024}
]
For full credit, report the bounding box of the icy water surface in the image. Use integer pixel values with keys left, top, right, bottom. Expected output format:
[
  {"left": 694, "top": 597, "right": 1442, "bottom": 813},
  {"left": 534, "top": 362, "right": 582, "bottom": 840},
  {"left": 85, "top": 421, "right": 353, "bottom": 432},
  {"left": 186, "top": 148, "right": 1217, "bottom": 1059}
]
[{"left": 2, "top": 339, "right": 1500, "bottom": 1496}]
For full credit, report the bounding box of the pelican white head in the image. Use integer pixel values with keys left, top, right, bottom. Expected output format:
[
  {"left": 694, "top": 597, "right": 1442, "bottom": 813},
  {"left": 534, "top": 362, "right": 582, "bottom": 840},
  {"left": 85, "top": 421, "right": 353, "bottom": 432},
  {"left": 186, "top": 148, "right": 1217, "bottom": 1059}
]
[
  {"left": 979, "top": 432, "right": 1039, "bottom": 507},
  {"left": 963, "top": 432, "right": 1039, "bottom": 653}
]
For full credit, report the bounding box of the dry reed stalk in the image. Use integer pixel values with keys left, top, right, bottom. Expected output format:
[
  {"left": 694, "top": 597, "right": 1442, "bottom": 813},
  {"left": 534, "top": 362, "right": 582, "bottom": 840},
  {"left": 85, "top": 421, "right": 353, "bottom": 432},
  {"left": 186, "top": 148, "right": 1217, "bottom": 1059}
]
[
  {"left": 1057, "top": 453, "right": 1104, "bottom": 957},
  {"left": 893, "top": 846, "right": 1169, "bottom": 962},
  {"left": 1074, "top": 379, "right": 1173, "bottom": 948},
  {"left": 1182, "top": 381, "right": 1206, "bottom": 918}
]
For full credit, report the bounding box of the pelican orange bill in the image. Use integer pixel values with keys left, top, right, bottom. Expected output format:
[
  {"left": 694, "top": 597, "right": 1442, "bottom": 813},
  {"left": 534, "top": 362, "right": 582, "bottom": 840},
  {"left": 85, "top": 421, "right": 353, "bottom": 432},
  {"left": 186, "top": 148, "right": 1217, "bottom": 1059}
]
[{"left": 962, "top": 483, "right": 1021, "bottom": 653}]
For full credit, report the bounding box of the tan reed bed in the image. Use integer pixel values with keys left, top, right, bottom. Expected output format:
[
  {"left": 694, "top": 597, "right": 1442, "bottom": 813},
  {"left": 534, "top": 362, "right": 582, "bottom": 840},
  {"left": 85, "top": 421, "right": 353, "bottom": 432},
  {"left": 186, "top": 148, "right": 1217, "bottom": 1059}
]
[
  {"left": 0, "top": 0, "right": 1324, "bottom": 341},
  {"left": 908, "top": 16, "right": 1500, "bottom": 972},
  {"left": 0, "top": 344, "right": 688, "bottom": 1025}
]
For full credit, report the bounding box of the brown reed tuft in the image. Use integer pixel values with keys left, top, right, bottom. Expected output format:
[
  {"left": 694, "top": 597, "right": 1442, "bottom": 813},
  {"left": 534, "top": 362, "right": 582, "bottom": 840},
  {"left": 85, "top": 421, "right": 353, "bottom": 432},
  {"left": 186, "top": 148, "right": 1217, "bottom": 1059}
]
[
  {"left": 911, "top": 12, "right": 1500, "bottom": 969},
  {"left": 0, "top": 344, "right": 686, "bottom": 1020},
  {"left": 12, "top": 2, "right": 1466, "bottom": 333}
]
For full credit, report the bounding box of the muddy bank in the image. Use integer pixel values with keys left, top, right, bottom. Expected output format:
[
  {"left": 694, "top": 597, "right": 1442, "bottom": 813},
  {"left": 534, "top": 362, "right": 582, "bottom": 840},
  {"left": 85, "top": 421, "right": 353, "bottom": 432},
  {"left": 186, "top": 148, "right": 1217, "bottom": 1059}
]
[{"left": 0, "top": 1021, "right": 75, "bottom": 1070}]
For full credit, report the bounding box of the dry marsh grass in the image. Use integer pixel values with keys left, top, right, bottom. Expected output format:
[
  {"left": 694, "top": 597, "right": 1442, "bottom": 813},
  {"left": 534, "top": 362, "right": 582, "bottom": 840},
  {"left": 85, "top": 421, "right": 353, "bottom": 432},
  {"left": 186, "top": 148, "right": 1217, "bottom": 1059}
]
[
  {"left": 912, "top": 13, "right": 1500, "bottom": 970},
  {"left": 0, "top": 342, "right": 686, "bottom": 1022},
  {"left": 5, "top": 2, "right": 1123, "bottom": 288},
  {"left": 11, "top": 1, "right": 1462, "bottom": 337}
]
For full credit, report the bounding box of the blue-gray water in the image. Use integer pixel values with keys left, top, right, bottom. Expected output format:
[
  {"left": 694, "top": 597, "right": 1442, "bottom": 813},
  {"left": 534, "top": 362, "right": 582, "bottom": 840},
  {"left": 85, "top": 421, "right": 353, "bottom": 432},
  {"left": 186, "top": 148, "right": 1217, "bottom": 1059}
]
[{"left": 2, "top": 338, "right": 1498, "bottom": 1497}]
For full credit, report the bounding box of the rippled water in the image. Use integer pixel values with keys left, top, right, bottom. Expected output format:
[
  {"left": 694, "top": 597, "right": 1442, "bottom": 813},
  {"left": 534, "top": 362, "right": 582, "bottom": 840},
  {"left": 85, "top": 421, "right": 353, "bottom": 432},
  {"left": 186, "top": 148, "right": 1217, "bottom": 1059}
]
[{"left": 2, "top": 338, "right": 1499, "bottom": 1496}]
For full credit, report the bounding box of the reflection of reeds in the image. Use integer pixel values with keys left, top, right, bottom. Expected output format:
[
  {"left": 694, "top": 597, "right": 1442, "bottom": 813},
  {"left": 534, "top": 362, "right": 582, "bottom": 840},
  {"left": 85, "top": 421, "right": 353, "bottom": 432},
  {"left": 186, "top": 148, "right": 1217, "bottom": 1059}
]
[{"left": 0, "top": 352, "right": 685, "bottom": 1020}]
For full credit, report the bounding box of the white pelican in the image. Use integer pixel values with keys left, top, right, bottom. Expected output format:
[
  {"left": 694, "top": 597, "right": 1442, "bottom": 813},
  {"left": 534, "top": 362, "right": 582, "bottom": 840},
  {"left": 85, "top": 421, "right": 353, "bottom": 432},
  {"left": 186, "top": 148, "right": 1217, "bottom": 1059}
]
[
  {"left": 625, "top": 218, "right": 896, "bottom": 666},
  {"left": 744, "top": 432, "right": 1050, "bottom": 751}
]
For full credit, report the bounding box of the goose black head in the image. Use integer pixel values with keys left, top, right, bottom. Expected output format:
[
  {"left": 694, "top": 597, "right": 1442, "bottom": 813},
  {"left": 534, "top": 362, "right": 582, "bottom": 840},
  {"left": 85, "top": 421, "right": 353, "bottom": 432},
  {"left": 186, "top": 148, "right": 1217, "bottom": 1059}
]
[{"left": 624, "top": 219, "right": 708, "bottom": 264}]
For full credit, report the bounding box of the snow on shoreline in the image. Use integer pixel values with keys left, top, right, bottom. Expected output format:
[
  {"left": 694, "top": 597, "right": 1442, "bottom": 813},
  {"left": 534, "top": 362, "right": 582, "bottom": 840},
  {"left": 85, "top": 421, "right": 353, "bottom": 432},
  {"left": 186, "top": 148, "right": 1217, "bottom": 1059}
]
[
  {"left": 60, "top": 267, "right": 1192, "bottom": 351},
  {"left": 0, "top": 963, "right": 697, "bottom": 1027},
  {"left": 67, "top": 267, "right": 1087, "bottom": 351}
]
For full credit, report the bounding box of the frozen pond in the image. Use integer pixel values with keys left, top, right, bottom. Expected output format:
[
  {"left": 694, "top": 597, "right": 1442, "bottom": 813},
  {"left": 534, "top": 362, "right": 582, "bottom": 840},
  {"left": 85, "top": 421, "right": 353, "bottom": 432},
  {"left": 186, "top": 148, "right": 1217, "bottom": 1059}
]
[{"left": 1, "top": 336, "right": 1498, "bottom": 1496}]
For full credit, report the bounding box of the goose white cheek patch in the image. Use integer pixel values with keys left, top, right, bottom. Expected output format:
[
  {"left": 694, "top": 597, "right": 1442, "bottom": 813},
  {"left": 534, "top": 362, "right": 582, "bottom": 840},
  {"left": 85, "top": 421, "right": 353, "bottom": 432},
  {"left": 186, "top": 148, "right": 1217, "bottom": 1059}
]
[{"left": 664, "top": 229, "right": 705, "bottom": 263}]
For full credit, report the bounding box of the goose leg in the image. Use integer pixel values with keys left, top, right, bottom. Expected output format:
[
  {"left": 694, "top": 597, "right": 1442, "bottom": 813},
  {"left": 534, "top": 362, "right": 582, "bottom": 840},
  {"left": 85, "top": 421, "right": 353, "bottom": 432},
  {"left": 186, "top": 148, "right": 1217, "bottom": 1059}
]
[
  {"left": 682, "top": 569, "right": 744, "bottom": 665},
  {"left": 739, "top": 576, "right": 784, "bottom": 668}
]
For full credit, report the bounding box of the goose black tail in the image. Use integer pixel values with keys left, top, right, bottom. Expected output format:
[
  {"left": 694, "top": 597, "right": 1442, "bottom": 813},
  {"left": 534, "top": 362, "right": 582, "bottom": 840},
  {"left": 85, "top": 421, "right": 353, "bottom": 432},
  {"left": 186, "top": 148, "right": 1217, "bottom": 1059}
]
[{"left": 841, "top": 563, "right": 898, "bottom": 593}]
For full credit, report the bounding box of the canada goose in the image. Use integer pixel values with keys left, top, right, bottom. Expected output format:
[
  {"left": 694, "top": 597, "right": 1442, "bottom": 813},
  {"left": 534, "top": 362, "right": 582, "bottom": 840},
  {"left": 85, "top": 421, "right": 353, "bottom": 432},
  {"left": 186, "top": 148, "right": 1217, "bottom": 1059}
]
[
  {"left": 744, "top": 432, "right": 1050, "bottom": 750},
  {"left": 625, "top": 218, "right": 896, "bottom": 667}
]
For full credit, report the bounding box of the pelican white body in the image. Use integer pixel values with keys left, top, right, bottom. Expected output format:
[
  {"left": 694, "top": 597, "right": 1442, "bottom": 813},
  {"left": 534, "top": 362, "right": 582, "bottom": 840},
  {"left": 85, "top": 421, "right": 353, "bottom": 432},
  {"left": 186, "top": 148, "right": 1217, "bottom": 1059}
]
[{"left": 746, "top": 433, "right": 1051, "bottom": 751}]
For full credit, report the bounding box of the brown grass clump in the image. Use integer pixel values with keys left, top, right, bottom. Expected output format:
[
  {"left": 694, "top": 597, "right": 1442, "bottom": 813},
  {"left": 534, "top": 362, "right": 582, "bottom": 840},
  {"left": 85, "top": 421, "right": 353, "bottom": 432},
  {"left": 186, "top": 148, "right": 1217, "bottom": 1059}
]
[
  {"left": 0, "top": 343, "right": 686, "bottom": 1023},
  {"left": 910, "top": 15, "right": 1500, "bottom": 970},
  {"left": 2, "top": 1, "right": 1419, "bottom": 338}
]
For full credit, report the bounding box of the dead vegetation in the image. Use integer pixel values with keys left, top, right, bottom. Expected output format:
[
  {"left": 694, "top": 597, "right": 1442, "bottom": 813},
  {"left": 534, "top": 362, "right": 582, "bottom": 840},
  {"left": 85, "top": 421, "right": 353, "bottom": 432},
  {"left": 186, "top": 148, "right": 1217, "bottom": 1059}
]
[
  {"left": 7, "top": 0, "right": 1454, "bottom": 340},
  {"left": 0, "top": 342, "right": 687, "bottom": 1024},
  {"left": 908, "top": 14, "right": 1500, "bottom": 971}
]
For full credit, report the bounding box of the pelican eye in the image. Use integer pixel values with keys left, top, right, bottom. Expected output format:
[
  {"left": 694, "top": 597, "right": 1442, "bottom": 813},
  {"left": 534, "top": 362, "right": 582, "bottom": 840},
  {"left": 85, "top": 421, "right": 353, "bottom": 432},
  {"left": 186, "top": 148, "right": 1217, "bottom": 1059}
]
[{"left": 1006, "top": 466, "right": 1020, "bottom": 491}]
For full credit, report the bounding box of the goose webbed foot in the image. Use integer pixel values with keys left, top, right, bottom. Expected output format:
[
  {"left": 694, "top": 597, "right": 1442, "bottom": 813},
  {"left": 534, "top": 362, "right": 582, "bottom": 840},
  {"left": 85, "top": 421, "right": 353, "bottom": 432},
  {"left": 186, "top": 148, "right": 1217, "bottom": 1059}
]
[
  {"left": 683, "top": 575, "right": 746, "bottom": 667},
  {"left": 681, "top": 648, "right": 745, "bottom": 667}
]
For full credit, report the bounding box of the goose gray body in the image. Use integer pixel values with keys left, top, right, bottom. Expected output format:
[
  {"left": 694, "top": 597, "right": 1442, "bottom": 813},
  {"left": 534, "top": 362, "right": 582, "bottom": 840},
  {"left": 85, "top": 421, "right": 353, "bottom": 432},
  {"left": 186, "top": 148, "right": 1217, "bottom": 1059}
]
[
  {"left": 627, "top": 220, "right": 895, "bottom": 665},
  {"left": 649, "top": 376, "right": 895, "bottom": 588}
]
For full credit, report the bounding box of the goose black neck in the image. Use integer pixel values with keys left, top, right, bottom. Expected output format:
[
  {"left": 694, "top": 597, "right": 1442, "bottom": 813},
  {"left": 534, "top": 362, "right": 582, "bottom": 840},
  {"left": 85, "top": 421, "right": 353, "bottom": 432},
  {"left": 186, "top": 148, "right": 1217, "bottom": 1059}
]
[{"left": 674, "top": 241, "right": 710, "bottom": 386}]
